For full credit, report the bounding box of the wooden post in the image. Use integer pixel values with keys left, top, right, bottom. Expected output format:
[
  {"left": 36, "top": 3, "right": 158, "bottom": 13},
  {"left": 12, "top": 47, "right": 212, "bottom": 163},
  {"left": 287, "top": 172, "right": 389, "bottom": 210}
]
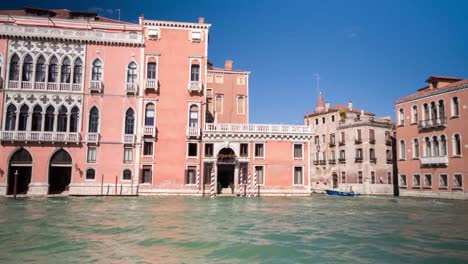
[
  {"left": 115, "top": 176, "right": 118, "bottom": 196},
  {"left": 100, "top": 174, "right": 104, "bottom": 196},
  {"left": 13, "top": 170, "right": 18, "bottom": 200},
  {"left": 130, "top": 177, "right": 134, "bottom": 196}
]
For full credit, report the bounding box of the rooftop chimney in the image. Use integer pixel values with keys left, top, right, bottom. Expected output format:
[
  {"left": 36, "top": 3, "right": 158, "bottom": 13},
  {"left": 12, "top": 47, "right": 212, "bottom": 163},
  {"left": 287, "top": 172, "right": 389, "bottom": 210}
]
[
  {"left": 198, "top": 17, "right": 205, "bottom": 24},
  {"left": 348, "top": 100, "right": 353, "bottom": 111},
  {"left": 325, "top": 102, "right": 330, "bottom": 112},
  {"left": 224, "top": 60, "right": 233, "bottom": 71}
]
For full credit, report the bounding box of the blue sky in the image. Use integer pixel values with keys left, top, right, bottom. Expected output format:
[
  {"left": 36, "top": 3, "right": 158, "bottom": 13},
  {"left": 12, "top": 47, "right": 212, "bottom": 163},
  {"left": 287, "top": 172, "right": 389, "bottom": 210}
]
[{"left": 2, "top": 0, "right": 467, "bottom": 124}]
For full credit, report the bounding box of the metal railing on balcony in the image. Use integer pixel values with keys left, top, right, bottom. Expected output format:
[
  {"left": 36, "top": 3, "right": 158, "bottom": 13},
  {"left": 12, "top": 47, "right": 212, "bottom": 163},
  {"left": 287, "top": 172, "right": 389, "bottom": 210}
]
[
  {"left": 0, "top": 131, "right": 81, "bottom": 143},
  {"left": 369, "top": 138, "right": 376, "bottom": 144},
  {"left": 386, "top": 158, "right": 393, "bottom": 164},
  {"left": 328, "top": 159, "right": 336, "bottom": 165},
  {"left": 355, "top": 139, "right": 362, "bottom": 144},
  {"left": 313, "top": 160, "right": 319, "bottom": 165},
  {"left": 370, "top": 158, "right": 377, "bottom": 164},
  {"left": 329, "top": 142, "right": 336, "bottom": 147},
  {"left": 145, "top": 79, "right": 158, "bottom": 90},
  {"left": 421, "top": 156, "right": 448, "bottom": 166},
  {"left": 187, "top": 127, "right": 201, "bottom": 138},
  {"left": 143, "top": 126, "right": 155, "bottom": 137},
  {"left": 338, "top": 158, "right": 346, "bottom": 164},
  {"left": 86, "top": 133, "right": 100, "bottom": 144},
  {"left": 355, "top": 157, "right": 363, "bottom": 163},
  {"left": 123, "top": 134, "right": 135, "bottom": 144},
  {"left": 126, "top": 82, "right": 138, "bottom": 94},
  {"left": 90, "top": 80, "right": 103, "bottom": 93},
  {"left": 204, "top": 123, "right": 312, "bottom": 134},
  {"left": 418, "top": 118, "right": 447, "bottom": 130},
  {"left": 188, "top": 80, "right": 202, "bottom": 92},
  {"left": 319, "top": 160, "right": 326, "bottom": 165},
  {"left": 339, "top": 141, "right": 345, "bottom": 146}
]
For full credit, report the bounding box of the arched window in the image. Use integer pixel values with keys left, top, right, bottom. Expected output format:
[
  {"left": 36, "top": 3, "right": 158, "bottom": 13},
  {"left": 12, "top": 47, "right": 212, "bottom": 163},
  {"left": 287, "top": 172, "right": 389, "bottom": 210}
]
[
  {"left": 70, "top": 106, "right": 79, "bottom": 132},
  {"left": 430, "top": 102, "right": 437, "bottom": 123},
  {"left": 127, "top": 62, "right": 137, "bottom": 83},
  {"left": 57, "top": 106, "right": 68, "bottom": 132},
  {"left": 124, "top": 108, "right": 135, "bottom": 134},
  {"left": 423, "top": 103, "right": 429, "bottom": 122},
  {"left": 91, "top": 59, "right": 102, "bottom": 81},
  {"left": 5, "top": 104, "right": 17, "bottom": 131},
  {"left": 399, "top": 140, "right": 406, "bottom": 160},
  {"left": 18, "top": 105, "right": 29, "bottom": 131},
  {"left": 189, "top": 104, "right": 199, "bottom": 128},
  {"left": 22, "top": 55, "right": 33, "bottom": 82},
  {"left": 48, "top": 56, "right": 59, "bottom": 83},
  {"left": 144, "top": 103, "right": 155, "bottom": 126},
  {"left": 433, "top": 136, "right": 440, "bottom": 157},
  {"left": 440, "top": 135, "right": 447, "bottom": 156},
  {"left": 44, "top": 106, "right": 55, "bottom": 132},
  {"left": 438, "top": 100, "right": 445, "bottom": 122},
  {"left": 413, "top": 138, "right": 419, "bottom": 158},
  {"left": 60, "top": 57, "right": 71, "bottom": 83},
  {"left": 35, "top": 55, "right": 46, "bottom": 82},
  {"left": 398, "top": 108, "right": 404, "bottom": 126},
  {"left": 50, "top": 149, "right": 72, "bottom": 165},
  {"left": 190, "top": 63, "right": 200, "bottom": 81},
  {"left": 453, "top": 134, "right": 462, "bottom": 156},
  {"left": 425, "top": 137, "right": 432, "bottom": 157},
  {"left": 88, "top": 107, "right": 99, "bottom": 133},
  {"left": 452, "top": 97, "right": 460, "bottom": 117},
  {"left": 73, "top": 58, "right": 82, "bottom": 84},
  {"left": 31, "top": 105, "right": 42, "bottom": 131},
  {"left": 215, "top": 95, "right": 223, "bottom": 113},
  {"left": 122, "top": 169, "right": 132, "bottom": 180},
  {"left": 411, "top": 105, "right": 418, "bottom": 124},
  {"left": 147, "top": 58, "right": 157, "bottom": 80},
  {"left": 237, "top": 96, "right": 245, "bottom": 114},
  {"left": 9, "top": 54, "right": 20, "bottom": 81},
  {"left": 86, "top": 168, "right": 95, "bottom": 180}
]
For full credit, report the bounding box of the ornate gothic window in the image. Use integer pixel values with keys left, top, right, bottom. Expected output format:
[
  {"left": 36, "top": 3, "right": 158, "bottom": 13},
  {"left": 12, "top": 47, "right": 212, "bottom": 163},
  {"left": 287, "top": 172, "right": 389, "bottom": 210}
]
[
  {"left": 31, "top": 105, "right": 42, "bottom": 131},
  {"left": 5, "top": 104, "right": 17, "bottom": 131},
  {"left": 35, "top": 55, "right": 46, "bottom": 82},
  {"left": 57, "top": 105, "right": 68, "bottom": 132},
  {"left": 9, "top": 54, "right": 20, "bottom": 81},
  {"left": 91, "top": 59, "right": 102, "bottom": 81},
  {"left": 18, "top": 105, "right": 29, "bottom": 131},
  {"left": 60, "top": 57, "right": 71, "bottom": 83},
  {"left": 88, "top": 107, "right": 99, "bottom": 133},
  {"left": 70, "top": 106, "right": 79, "bottom": 133},
  {"left": 144, "top": 103, "right": 155, "bottom": 126},
  {"left": 124, "top": 108, "right": 135, "bottom": 134},
  {"left": 48, "top": 56, "right": 59, "bottom": 83},
  {"left": 127, "top": 62, "right": 137, "bottom": 83},
  {"left": 22, "top": 55, "right": 33, "bottom": 82},
  {"left": 73, "top": 58, "right": 83, "bottom": 84},
  {"left": 44, "top": 106, "right": 55, "bottom": 132}
]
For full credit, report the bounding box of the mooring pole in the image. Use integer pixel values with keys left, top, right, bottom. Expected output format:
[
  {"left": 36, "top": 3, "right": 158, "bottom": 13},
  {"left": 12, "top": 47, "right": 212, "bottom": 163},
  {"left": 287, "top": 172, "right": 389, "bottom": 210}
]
[
  {"left": 101, "top": 174, "right": 104, "bottom": 196},
  {"left": 130, "top": 177, "right": 134, "bottom": 196},
  {"left": 115, "top": 176, "right": 118, "bottom": 196},
  {"left": 13, "top": 170, "right": 18, "bottom": 200}
]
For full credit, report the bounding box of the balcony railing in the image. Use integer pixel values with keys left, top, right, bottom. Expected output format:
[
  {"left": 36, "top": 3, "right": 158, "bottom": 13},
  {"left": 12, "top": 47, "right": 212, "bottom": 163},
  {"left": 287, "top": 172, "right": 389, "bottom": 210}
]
[
  {"left": 123, "top": 134, "right": 135, "bottom": 144},
  {"left": 421, "top": 156, "right": 448, "bottom": 166},
  {"left": 21, "top": 81, "right": 32, "bottom": 89},
  {"left": 60, "top": 83, "right": 71, "bottom": 91},
  {"left": 204, "top": 123, "right": 312, "bottom": 134},
  {"left": 386, "top": 158, "right": 393, "bottom": 164},
  {"left": 313, "top": 160, "right": 319, "bottom": 165},
  {"left": 90, "top": 81, "right": 103, "bottom": 93},
  {"left": 0, "top": 131, "right": 80, "bottom": 143},
  {"left": 47, "top": 83, "right": 58, "bottom": 91},
  {"left": 355, "top": 157, "right": 363, "bottom": 163},
  {"left": 385, "top": 139, "right": 392, "bottom": 146},
  {"left": 328, "top": 159, "right": 336, "bottom": 165},
  {"left": 355, "top": 139, "right": 362, "bottom": 144},
  {"left": 145, "top": 79, "right": 158, "bottom": 91},
  {"left": 86, "top": 133, "right": 100, "bottom": 144},
  {"left": 370, "top": 158, "right": 377, "bottom": 164},
  {"left": 338, "top": 158, "right": 346, "bottom": 164},
  {"left": 339, "top": 141, "right": 345, "bottom": 146},
  {"left": 143, "top": 126, "right": 155, "bottom": 137},
  {"left": 418, "top": 118, "right": 447, "bottom": 130},
  {"left": 187, "top": 127, "right": 201, "bottom": 138},
  {"left": 319, "top": 160, "right": 326, "bottom": 165},
  {"left": 329, "top": 142, "right": 336, "bottom": 147},
  {"left": 188, "top": 80, "right": 202, "bottom": 92},
  {"left": 369, "top": 138, "right": 376, "bottom": 144},
  {"left": 126, "top": 82, "right": 138, "bottom": 94}
]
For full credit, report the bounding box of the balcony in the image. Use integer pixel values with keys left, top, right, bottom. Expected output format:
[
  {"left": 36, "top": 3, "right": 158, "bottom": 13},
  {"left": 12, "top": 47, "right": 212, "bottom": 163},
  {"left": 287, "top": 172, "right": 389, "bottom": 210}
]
[
  {"left": 329, "top": 142, "right": 336, "bottom": 148},
  {"left": 145, "top": 79, "right": 158, "bottom": 91},
  {"left": 319, "top": 160, "right": 326, "bottom": 165},
  {"left": 418, "top": 118, "right": 447, "bottom": 131},
  {"left": 421, "top": 156, "right": 448, "bottom": 167},
  {"left": 123, "top": 134, "right": 135, "bottom": 144},
  {"left": 21, "top": 81, "right": 33, "bottom": 89},
  {"left": 8, "top": 80, "right": 20, "bottom": 89},
  {"left": 0, "top": 131, "right": 81, "bottom": 143},
  {"left": 143, "top": 126, "right": 156, "bottom": 137},
  {"left": 355, "top": 139, "right": 362, "bottom": 144},
  {"left": 47, "top": 82, "right": 58, "bottom": 91},
  {"left": 339, "top": 141, "right": 345, "bottom": 146},
  {"left": 355, "top": 157, "right": 363, "bottom": 163},
  {"left": 126, "top": 82, "right": 138, "bottom": 94},
  {"left": 188, "top": 80, "right": 202, "bottom": 93},
  {"left": 35, "top": 82, "right": 46, "bottom": 90},
  {"left": 90, "top": 81, "right": 103, "bottom": 93},
  {"left": 386, "top": 158, "right": 393, "bottom": 164},
  {"left": 385, "top": 139, "right": 392, "bottom": 146},
  {"left": 338, "top": 158, "right": 346, "bottom": 164},
  {"left": 187, "top": 127, "right": 201, "bottom": 138},
  {"left": 370, "top": 158, "right": 377, "bottom": 164},
  {"left": 328, "top": 159, "right": 336, "bottom": 165},
  {"left": 60, "top": 83, "right": 72, "bottom": 91},
  {"left": 313, "top": 160, "right": 319, "bottom": 165},
  {"left": 369, "top": 138, "right": 376, "bottom": 144},
  {"left": 86, "top": 133, "right": 100, "bottom": 144}
]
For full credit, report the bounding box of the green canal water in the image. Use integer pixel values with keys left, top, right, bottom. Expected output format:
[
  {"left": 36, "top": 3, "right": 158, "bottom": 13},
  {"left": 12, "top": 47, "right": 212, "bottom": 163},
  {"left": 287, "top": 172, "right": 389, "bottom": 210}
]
[{"left": 0, "top": 195, "right": 467, "bottom": 264}]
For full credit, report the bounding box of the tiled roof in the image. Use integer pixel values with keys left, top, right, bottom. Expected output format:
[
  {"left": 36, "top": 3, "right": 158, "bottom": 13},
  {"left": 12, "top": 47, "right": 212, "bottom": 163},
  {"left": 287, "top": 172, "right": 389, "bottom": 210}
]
[
  {"left": 305, "top": 104, "right": 375, "bottom": 118},
  {"left": 396, "top": 78, "right": 468, "bottom": 104}
]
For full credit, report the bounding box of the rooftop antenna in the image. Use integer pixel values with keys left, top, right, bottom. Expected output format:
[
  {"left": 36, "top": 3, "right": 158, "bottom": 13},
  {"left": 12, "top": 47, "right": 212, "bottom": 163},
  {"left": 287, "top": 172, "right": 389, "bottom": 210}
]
[{"left": 115, "top": 9, "right": 121, "bottom": 21}]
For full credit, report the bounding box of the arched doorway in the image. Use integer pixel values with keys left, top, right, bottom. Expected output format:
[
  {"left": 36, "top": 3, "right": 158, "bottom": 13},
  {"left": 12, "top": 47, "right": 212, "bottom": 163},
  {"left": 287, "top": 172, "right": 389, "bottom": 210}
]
[
  {"left": 332, "top": 173, "right": 338, "bottom": 189},
  {"left": 217, "top": 148, "right": 236, "bottom": 190},
  {"left": 7, "top": 148, "right": 33, "bottom": 195},
  {"left": 48, "top": 149, "right": 72, "bottom": 194}
]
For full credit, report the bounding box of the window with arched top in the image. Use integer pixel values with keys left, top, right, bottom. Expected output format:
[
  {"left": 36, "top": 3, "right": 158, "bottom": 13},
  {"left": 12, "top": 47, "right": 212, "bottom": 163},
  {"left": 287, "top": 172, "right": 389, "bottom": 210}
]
[
  {"left": 122, "top": 169, "right": 132, "bottom": 180},
  {"left": 190, "top": 63, "right": 200, "bottom": 81},
  {"left": 5, "top": 105, "right": 17, "bottom": 131},
  {"left": 86, "top": 168, "right": 95, "bottom": 180},
  {"left": 411, "top": 105, "right": 418, "bottom": 124},
  {"left": 10, "top": 148, "right": 33, "bottom": 165},
  {"left": 125, "top": 108, "right": 135, "bottom": 134},
  {"left": 189, "top": 105, "right": 199, "bottom": 128},
  {"left": 145, "top": 103, "right": 155, "bottom": 126},
  {"left": 432, "top": 136, "right": 440, "bottom": 157},
  {"left": 215, "top": 95, "right": 223, "bottom": 113},
  {"left": 91, "top": 59, "right": 102, "bottom": 81},
  {"left": 73, "top": 58, "right": 83, "bottom": 84},
  {"left": 413, "top": 138, "right": 419, "bottom": 158},
  {"left": 453, "top": 133, "right": 462, "bottom": 156},
  {"left": 32, "top": 105, "right": 42, "bottom": 131},
  {"left": 399, "top": 108, "right": 404, "bottom": 126},
  {"left": 438, "top": 100, "right": 445, "bottom": 121},
  {"left": 61, "top": 57, "right": 71, "bottom": 83},
  {"left": 9, "top": 54, "right": 20, "bottom": 81},
  {"left": 35, "top": 55, "right": 46, "bottom": 82},
  {"left": 22, "top": 55, "right": 33, "bottom": 82},
  {"left": 423, "top": 103, "right": 429, "bottom": 121},
  {"left": 18, "top": 105, "right": 29, "bottom": 131},
  {"left": 57, "top": 106, "right": 68, "bottom": 132},
  {"left": 48, "top": 56, "right": 59, "bottom": 83},
  {"left": 452, "top": 97, "right": 460, "bottom": 117},
  {"left": 430, "top": 101, "right": 437, "bottom": 122},
  {"left": 70, "top": 106, "right": 79, "bottom": 133},
  {"left": 440, "top": 135, "right": 447, "bottom": 156},
  {"left": 50, "top": 149, "right": 72, "bottom": 165},
  {"left": 424, "top": 137, "right": 431, "bottom": 157},
  {"left": 399, "top": 140, "right": 406, "bottom": 160},
  {"left": 44, "top": 105, "right": 55, "bottom": 132},
  {"left": 88, "top": 107, "right": 99, "bottom": 133},
  {"left": 127, "top": 62, "right": 137, "bottom": 83},
  {"left": 237, "top": 96, "right": 245, "bottom": 115}
]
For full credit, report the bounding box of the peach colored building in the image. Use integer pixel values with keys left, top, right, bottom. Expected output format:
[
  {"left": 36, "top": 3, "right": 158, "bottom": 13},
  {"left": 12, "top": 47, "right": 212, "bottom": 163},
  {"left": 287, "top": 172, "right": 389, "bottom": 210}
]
[
  {"left": 0, "top": 8, "right": 313, "bottom": 196},
  {"left": 305, "top": 93, "right": 394, "bottom": 195},
  {"left": 395, "top": 76, "right": 468, "bottom": 199}
]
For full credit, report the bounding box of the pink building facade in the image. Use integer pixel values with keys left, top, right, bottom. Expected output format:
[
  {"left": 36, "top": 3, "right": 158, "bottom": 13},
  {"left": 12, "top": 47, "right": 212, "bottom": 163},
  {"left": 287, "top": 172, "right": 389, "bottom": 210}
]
[
  {"left": 0, "top": 8, "right": 313, "bottom": 196},
  {"left": 395, "top": 76, "right": 468, "bottom": 199}
]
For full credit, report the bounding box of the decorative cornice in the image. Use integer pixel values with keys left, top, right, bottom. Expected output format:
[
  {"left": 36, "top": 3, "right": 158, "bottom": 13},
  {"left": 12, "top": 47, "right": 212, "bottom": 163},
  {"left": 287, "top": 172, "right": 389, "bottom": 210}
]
[
  {"left": 143, "top": 20, "right": 211, "bottom": 30},
  {"left": 337, "top": 120, "right": 394, "bottom": 130},
  {"left": 395, "top": 84, "right": 468, "bottom": 105},
  {"left": 208, "top": 69, "right": 250, "bottom": 75},
  {"left": 0, "top": 23, "right": 144, "bottom": 46}
]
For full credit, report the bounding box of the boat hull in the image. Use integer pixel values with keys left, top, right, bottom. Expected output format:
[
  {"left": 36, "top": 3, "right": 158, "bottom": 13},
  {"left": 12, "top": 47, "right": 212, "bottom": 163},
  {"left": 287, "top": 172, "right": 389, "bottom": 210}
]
[{"left": 326, "top": 189, "right": 361, "bottom": 197}]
